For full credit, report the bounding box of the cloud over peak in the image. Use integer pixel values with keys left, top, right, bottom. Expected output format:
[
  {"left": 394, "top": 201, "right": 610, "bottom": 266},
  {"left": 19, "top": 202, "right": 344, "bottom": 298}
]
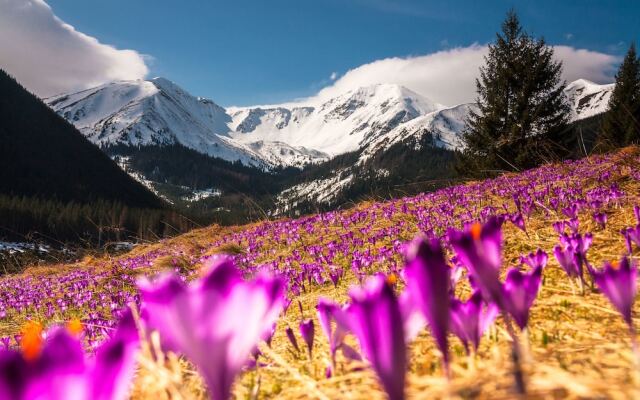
[
  {"left": 307, "top": 44, "right": 619, "bottom": 107},
  {"left": 0, "top": 0, "right": 149, "bottom": 97}
]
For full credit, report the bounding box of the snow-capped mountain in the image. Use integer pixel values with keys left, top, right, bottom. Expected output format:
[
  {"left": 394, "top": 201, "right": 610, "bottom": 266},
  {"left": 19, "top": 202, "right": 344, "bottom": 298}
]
[
  {"left": 46, "top": 78, "right": 271, "bottom": 167},
  {"left": 357, "top": 103, "right": 477, "bottom": 164},
  {"left": 564, "top": 79, "right": 614, "bottom": 121},
  {"left": 47, "top": 80, "right": 448, "bottom": 168},
  {"left": 47, "top": 77, "right": 612, "bottom": 171},
  {"left": 228, "top": 84, "right": 442, "bottom": 158}
]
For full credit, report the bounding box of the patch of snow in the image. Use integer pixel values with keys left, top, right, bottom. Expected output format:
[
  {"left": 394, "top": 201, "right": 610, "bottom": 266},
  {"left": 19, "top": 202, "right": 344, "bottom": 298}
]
[
  {"left": 0, "top": 241, "right": 50, "bottom": 254},
  {"left": 113, "top": 155, "right": 173, "bottom": 204},
  {"left": 181, "top": 188, "right": 222, "bottom": 202},
  {"left": 565, "top": 79, "right": 613, "bottom": 121},
  {"left": 275, "top": 170, "right": 354, "bottom": 212}
]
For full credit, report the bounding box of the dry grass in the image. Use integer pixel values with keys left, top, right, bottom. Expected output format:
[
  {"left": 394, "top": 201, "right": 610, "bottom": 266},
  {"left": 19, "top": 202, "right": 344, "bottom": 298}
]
[{"left": 3, "top": 149, "right": 640, "bottom": 399}]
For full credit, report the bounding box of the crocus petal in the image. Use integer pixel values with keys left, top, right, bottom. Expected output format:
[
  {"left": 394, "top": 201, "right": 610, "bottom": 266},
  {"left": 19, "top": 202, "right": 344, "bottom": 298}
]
[
  {"left": 404, "top": 238, "right": 450, "bottom": 365},
  {"left": 347, "top": 276, "right": 406, "bottom": 400},
  {"left": 448, "top": 218, "right": 504, "bottom": 306},
  {"left": 502, "top": 266, "right": 543, "bottom": 330},
  {"left": 139, "top": 257, "right": 285, "bottom": 400},
  {"left": 26, "top": 328, "right": 89, "bottom": 400},
  {"left": 299, "top": 319, "right": 315, "bottom": 358},
  {"left": 593, "top": 257, "right": 637, "bottom": 327},
  {"left": 91, "top": 309, "right": 139, "bottom": 400},
  {"left": 398, "top": 291, "right": 426, "bottom": 343},
  {"left": 0, "top": 351, "right": 27, "bottom": 400}
]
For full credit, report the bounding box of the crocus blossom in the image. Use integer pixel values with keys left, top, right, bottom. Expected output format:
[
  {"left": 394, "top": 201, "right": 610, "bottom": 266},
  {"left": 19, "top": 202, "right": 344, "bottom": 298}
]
[
  {"left": 0, "top": 310, "right": 138, "bottom": 400},
  {"left": 347, "top": 275, "right": 406, "bottom": 400},
  {"left": 285, "top": 327, "right": 300, "bottom": 353},
  {"left": 299, "top": 319, "right": 315, "bottom": 358},
  {"left": 449, "top": 218, "right": 504, "bottom": 306},
  {"left": 138, "top": 256, "right": 285, "bottom": 400},
  {"left": 593, "top": 212, "right": 607, "bottom": 229},
  {"left": 450, "top": 291, "right": 498, "bottom": 353},
  {"left": 520, "top": 249, "right": 548, "bottom": 270},
  {"left": 404, "top": 237, "right": 450, "bottom": 367},
  {"left": 621, "top": 226, "right": 640, "bottom": 254},
  {"left": 316, "top": 298, "right": 348, "bottom": 363},
  {"left": 592, "top": 257, "right": 637, "bottom": 329},
  {"left": 553, "top": 245, "right": 581, "bottom": 279},
  {"left": 501, "top": 266, "right": 543, "bottom": 330}
]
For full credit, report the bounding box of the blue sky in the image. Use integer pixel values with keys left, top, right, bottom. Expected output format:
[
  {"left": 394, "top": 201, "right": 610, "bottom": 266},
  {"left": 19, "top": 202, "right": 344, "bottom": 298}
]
[{"left": 9, "top": 0, "right": 640, "bottom": 106}]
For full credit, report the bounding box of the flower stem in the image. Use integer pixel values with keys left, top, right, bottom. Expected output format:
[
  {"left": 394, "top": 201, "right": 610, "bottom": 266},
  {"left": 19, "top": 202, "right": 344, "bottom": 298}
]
[{"left": 503, "top": 312, "right": 526, "bottom": 396}]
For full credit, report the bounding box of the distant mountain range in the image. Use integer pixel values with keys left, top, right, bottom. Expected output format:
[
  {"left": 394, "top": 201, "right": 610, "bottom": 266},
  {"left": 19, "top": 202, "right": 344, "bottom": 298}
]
[
  {"left": 45, "top": 77, "right": 614, "bottom": 216},
  {"left": 47, "top": 77, "right": 612, "bottom": 167}
]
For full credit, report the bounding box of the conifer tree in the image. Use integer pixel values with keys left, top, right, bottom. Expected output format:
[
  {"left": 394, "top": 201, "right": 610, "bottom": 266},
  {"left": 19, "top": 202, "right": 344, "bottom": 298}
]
[
  {"left": 458, "top": 10, "right": 570, "bottom": 175},
  {"left": 599, "top": 43, "right": 640, "bottom": 150}
]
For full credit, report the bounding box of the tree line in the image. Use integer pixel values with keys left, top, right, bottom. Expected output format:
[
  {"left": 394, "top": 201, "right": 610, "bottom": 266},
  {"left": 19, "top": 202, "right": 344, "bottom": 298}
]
[{"left": 0, "top": 194, "right": 194, "bottom": 246}]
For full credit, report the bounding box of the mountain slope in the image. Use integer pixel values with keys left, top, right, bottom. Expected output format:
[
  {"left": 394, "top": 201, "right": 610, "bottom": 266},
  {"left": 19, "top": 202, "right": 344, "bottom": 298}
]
[
  {"left": 48, "top": 78, "right": 613, "bottom": 170},
  {"left": 46, "top": 78, "right": 269, "bottom": 167},
  {"left": 228, "top": 84, "right": 442, "bottom": 158},
  {"left": 565, "top": 79, "right": 614, "bottom": 121},
  {"left": 47, "top": 80, "right": 447, "bottom": 168},
  {"left": 0, "top": 69, "right": 163, "bottom": 208}
]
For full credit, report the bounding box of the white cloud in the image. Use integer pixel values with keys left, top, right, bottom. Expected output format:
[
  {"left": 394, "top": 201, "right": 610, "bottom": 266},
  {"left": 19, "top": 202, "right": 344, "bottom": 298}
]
[
  {"left": 305, "top": 44, "right": 619, "bottom": 107},
  {"left": 330, "top": 72, "right": 338, "bottom": 81},
  {"left": 0, "top": 0, "right": 149, "bottom": 97}
]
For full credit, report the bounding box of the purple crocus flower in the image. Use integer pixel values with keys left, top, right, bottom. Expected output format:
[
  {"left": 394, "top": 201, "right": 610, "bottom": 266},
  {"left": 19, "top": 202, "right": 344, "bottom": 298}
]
[
  {"left": 448, "top": 218, "right": 504, "bottom": 306},
  {"left": 347, "top": 275, "right": 406, "bottom": 400},
  {"left": 593, "top": 212, "right": 607, "bottom": 229},
  {"left": 285, "top": 326, "right": 300, "bottom": 353},
  {"left": 554, "top": 245, "right": 581, "bottom": 279},
  {"left": 299, "top": 319, "right": 315, "bottom": 358},
  {"left": 501, "top": 266, "right": 543, "bottom": 330},
  {"left": 552, "top": 221, "right": 566, "bottom": 235},
  {"left": 0, "top": 310, "right": 138, "bottom": 400},
  {"left": 316, "top": 298, "right": 348, "bottom": 363},
  {"left": 328, "top": 266, "right": 344, "bottom": 288},
  {"left": 138, "top": 256, "right": 285, "bottom": 400},
  {"left": 621, "top": 226, "right": 640, "bottom": 254},
  {"left": 520, "top": 249, "right": 548, "bottom": 270},
  {"left": 449, "top": 291, "right": 498, "bottom": 354},
  {"left": 510, "top": 213, "right": 527, "bottom": 233},
  {"left": 567, "top": 217, "right": 580, "bottom": 233},
  {"left": 592, "top": 257, "right": 637, "bottom": 329},
  {"left": 404, "top": 237, "right": 450, "bottom": 368}
]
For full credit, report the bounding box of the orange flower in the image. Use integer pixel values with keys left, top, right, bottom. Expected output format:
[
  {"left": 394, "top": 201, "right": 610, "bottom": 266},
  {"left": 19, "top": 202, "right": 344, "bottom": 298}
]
[
  {"left": 20, "top": 320, "right": 43, "bottom": 361},
  {"left": 470, "top": 222, "right": 482, "bottom": 240},
  {"left": 66, "top": 318, "right": 83, "bottom": 336}
]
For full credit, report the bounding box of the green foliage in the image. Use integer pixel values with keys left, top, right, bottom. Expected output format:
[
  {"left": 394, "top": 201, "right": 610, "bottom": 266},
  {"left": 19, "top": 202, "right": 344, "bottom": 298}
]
[
  {"left": 598, "top": 43, "right": 640, "bottom": 150},
  {"left": 459, "top": 10, "right": 570, "bottom": 175},
  {"left": 0, "top": 194, "right": 192, "bottom": 245}
]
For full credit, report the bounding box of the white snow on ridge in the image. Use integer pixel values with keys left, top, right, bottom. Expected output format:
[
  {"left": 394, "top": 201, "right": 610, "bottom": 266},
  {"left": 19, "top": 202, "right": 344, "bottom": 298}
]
[
  {"left": 275, "top": 169, "right": 354, "bottom": 213},
  {"left": 47, "top": 78, "right": 268, "bottom": 167},
  {"left": 565, "top": 79, "right": 613, "bottom": 121},
  {"left": 228, "top": 84, "right": 442, "bottom": 158},
  {"left": 48, "top": 78, "right": 613, "bottom": 169},
  {"left": 358, "top": 103, "right": 477, "bottom": 164}
]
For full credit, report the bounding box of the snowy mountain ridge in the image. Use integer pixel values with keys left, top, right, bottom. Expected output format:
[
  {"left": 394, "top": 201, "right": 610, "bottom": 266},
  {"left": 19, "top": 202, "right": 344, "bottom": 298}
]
[{"left": 47, "top": 77, "right": 613, "bottom": 169}]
